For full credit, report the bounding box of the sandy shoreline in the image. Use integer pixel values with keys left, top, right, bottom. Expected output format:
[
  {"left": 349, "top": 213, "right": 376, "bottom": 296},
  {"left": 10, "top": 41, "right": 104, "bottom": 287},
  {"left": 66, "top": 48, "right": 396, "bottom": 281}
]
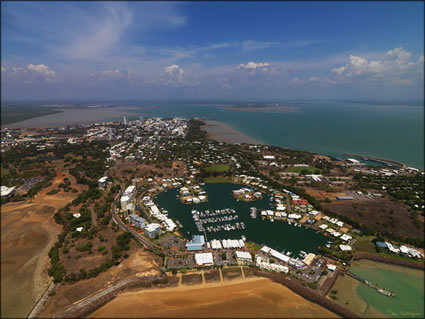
[
  {"left": 90, "top": 277, "right": 338, "bottom": 318},
  {"left": 201, "top": 119, "right": 263, "bottom": 145}
]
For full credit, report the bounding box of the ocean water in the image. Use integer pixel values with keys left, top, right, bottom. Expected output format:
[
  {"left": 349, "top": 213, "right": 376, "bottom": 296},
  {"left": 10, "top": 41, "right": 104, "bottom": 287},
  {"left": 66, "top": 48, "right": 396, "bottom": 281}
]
[
  {"left": 6, "top": 100, "right": 424, "bottom": 168},
  {"left": 349, "top": 264, "right": 425, "bottom": 318},
  {"left": 126, "top": 100, "right": 424, "bottom": 169},
  {"left": 155, "top": 183, "right": 328, "bottom": 255}
]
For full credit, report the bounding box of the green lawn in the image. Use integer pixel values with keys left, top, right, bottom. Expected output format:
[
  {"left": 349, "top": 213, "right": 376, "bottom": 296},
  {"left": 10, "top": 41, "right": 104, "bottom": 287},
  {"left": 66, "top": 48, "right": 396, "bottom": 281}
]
[
  {"left": 286, "top": 166, "right": 320, "bottom": 174},
  {"left": 353, "top": 237, "right": 376, "bottom": 254},
  {"left": 203, "top": 176, "right": 233, "bottom": 183},
  {"left": 204, "top": 164, "right": 230, "bottom": 173},
  {"left": 1, "top": 167, "right": 10, "bottom": 176}
]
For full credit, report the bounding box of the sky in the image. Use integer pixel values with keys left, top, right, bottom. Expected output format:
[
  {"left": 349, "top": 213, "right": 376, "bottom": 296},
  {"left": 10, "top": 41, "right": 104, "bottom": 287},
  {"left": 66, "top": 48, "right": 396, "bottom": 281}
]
[{"left": 1, "top": 1, "right": 424, "bottom": 101}]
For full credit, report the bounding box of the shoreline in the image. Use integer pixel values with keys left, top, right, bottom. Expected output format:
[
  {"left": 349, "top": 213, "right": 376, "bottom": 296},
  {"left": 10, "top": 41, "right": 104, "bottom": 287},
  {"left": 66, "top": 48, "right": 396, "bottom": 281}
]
[
  {"left": 201, "top": 119, "right": 264, "bottom": 145},
  {"left": 201, "top": 119, "right": 417, "bottom": 169},
  {"left": 90, "top": 276, "right": 339, "bottom": 318}
]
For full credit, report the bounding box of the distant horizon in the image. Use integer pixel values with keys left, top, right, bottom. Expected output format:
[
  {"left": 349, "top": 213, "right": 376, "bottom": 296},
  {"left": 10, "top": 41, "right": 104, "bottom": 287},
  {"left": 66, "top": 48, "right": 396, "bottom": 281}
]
[{"left": 2, "top": 98, "right": 424, "bottom": 105}]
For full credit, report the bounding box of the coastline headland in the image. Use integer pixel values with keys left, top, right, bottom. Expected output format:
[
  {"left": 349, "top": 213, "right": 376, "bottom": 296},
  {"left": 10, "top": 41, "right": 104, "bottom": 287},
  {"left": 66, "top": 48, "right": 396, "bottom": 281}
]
[
  {"left": 201, "top": 119, "right": 264, "bottom": 145},
  {"left": 343, "top": 153, "right": 406, "bottom": 169},
  {"left": 201, "top": 118, "right": 412, "bottom": 169}
]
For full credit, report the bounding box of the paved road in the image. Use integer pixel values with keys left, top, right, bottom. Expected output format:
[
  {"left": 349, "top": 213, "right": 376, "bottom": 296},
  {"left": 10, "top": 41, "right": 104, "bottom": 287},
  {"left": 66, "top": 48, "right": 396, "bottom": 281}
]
[{"left": 110, "top": 185, "right": 182, "bottom": 258}]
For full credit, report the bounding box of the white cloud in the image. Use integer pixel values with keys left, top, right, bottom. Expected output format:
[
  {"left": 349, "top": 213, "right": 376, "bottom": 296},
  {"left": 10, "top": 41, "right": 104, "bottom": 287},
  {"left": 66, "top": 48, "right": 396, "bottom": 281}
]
[
  {"left": 290, "top": 77, "right": 301, "bottom": 85},
  {"left": 2, "top": 63, "right": 57, "bottom": 83},
  {"left": 1, "top": 66, "right": 5, "bottom": 72},
  {"left": 100, "top": 69, "right": 125, "bottom": 78},
  {"left": 62, "top": 3, "right": 133, "bottom": 60},
  {"left": 331, "top": 66, "right": 345, "bottom": 76},
  {"left": 330, "top": 47, "right": 424, "bottom": 84},
  {"left": 160, "top": 64, "right": 187, "bottom": 86},
  {"left": 27, "top": 64, "right": 56, "bottom": 77},
  {"left": 234, "top": 62, "right": 273, "bottom": 74},
  {"left": 164, "top": 64, "right": 184, "bottom": 79},
  {"left": 236, "top": 62, "right": 270, "bottom": 70}
]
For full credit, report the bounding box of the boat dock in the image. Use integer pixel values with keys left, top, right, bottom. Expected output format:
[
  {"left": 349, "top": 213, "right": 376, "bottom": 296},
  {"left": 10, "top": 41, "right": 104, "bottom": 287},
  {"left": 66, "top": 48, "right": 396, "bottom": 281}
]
[{"left": 346, "top": 271, "right": 395, "bottom": 297}]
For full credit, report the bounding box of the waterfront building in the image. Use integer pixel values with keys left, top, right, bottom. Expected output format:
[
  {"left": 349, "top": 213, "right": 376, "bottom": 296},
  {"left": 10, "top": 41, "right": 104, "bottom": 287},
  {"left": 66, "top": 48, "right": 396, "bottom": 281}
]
[
  {"left": 235, "top": 251, "right": 252, "bottom": 265},
  {"left": 144, "top": 223, "right": 161, "bottom": 238},
  {"left": 186, "top": 235, "right": 205, "bottom": 251},
  {"left": 302, "top": 253, "right": 316, "bottom": 266},
  {"left": 164, "top": 218, "right": 176, "bottom": 232},
  {"left": 129, "top": 214, "right": 146, "bottom": 229},
  {"left": 327, "top": 264, "right": 337, "bottom": 271},
  {"left": 123, "top": 185, "right": 136, "bottom": 200},
  {"left": 339, "top": 244, "right": 352, "bottom": 251},
  {"left": 195, "top": 253, "right": 214, "bottom": 267},
  {"left": 120, "top": 195, "right": 130, "bottom": 211},
  {"left": 123, "top": 116, "right": 127, "bottom": 125},
  {"left": 340, "top": 234, "right": 352, "bottom": 242}
]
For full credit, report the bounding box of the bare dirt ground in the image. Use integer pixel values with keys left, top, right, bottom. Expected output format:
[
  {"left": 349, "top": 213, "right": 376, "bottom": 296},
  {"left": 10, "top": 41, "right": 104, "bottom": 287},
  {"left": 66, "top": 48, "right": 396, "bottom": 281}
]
[
  {"left": 90, "top": 277, "right": 339, "bottom": 318},
  {"left": 304, "top": 187, "right": 345, "bottom": 201},
  {"left": 323, "top": 198, "right": 424, "bottom": 239},
  {"left": 1, "top": 171, "right": 79, "bottom": 318},
  {"left": 109, "top": 160, "right": 186, "bottom": 181},
  {"left": 41, "top": 247, "right": 161, "bottom": 317}
]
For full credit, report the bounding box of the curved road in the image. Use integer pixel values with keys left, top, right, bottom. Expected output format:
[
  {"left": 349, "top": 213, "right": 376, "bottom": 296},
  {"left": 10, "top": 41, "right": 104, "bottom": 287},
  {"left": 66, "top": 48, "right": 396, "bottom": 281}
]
[{"left": 110, "top": 186, "right": 182, "bottom": 258}]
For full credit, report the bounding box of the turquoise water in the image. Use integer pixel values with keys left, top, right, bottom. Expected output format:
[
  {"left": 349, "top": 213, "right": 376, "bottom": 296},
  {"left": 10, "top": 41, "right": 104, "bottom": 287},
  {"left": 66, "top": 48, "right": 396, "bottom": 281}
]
[
  {"left": 154, "top": 183, "right": 328, "bottom": 255},
  {"left": 350, "top": 265, "right": 425, "bottom": 318},
  {"left": 124, "top": 100, "right": 424, "bottom": 169}
]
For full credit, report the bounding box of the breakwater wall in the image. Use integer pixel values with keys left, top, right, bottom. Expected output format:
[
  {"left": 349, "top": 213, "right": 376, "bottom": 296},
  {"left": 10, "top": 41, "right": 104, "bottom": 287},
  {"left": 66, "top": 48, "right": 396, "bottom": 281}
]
[
  {"left": 255, "top": 270, "right": 361, "bottom": 318},
  {"left": 353, "top": 252, "right": 425, "bottom": 270},
  {"left": 53, "top": 275, "right": 179, "bottom": 318},
  {"left": 343, "top": 153, "right": 405, "bottom": 168}
]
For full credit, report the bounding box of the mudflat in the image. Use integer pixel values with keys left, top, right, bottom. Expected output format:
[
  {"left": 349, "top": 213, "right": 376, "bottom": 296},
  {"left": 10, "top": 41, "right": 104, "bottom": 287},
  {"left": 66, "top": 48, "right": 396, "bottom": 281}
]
[
  {"left": 90, "top": 277, "right": 339, "bottom": 318},
  {"left": 1, "top": 173, "right": 77, "bottom": 318},
  {"left": 202, "top": 120, "right": 263, "bottom": 145}
]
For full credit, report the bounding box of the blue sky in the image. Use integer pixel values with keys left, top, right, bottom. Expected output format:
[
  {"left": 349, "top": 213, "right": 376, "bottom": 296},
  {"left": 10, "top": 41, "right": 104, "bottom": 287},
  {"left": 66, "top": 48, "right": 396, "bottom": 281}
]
[{"left": 1, "top": 1, "right": 424, "bottom": 101}]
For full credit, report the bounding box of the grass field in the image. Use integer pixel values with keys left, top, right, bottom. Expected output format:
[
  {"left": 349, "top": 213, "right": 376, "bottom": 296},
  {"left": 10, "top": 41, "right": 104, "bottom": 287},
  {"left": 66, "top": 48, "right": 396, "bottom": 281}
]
[
  {"left": 246, "top": 242, "right": 261, "bottom": 251},
  {"left": 203, "top": 176, "right": 233, "bottom": 183},
  {"left": 353, "top": 237, "right": 376, "bottom": 254},
  {"left": 1, "top": 167, "right": 10, "bottom": 176},
  {"left": 204, "top": 164, "right": 230, "bottom": 173},
  {"left": 353, "top": 237, "right": 424, "bottom": 264},
  {"left": 286, "top": 166, "right": 320, "bottom": 174}
]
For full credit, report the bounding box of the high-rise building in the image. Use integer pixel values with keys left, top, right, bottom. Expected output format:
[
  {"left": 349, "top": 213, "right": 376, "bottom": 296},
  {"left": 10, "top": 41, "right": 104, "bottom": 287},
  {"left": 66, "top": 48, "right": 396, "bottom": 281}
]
[{"left": 123, "top": 116, "right": 127, "bottom": 125}]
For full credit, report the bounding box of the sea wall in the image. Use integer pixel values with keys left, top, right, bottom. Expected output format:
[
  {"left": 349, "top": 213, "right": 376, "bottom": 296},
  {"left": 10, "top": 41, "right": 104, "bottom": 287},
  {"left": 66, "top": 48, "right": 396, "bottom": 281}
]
[
  {"left": 255, "top": 270, "right": 361, "bottom": 318},
  {"left": 353, "top": 252, "right": 425, "bottom": 270},
  {"left": 53, "top": 275, "right": 178, "bottom": 318}
]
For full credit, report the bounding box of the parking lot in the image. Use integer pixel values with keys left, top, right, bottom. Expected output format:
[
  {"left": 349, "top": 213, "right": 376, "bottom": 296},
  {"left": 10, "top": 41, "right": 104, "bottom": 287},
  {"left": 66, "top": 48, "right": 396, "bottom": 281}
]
[{"left": 290, "top": 257, "right": 327, "bottom": 283}]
